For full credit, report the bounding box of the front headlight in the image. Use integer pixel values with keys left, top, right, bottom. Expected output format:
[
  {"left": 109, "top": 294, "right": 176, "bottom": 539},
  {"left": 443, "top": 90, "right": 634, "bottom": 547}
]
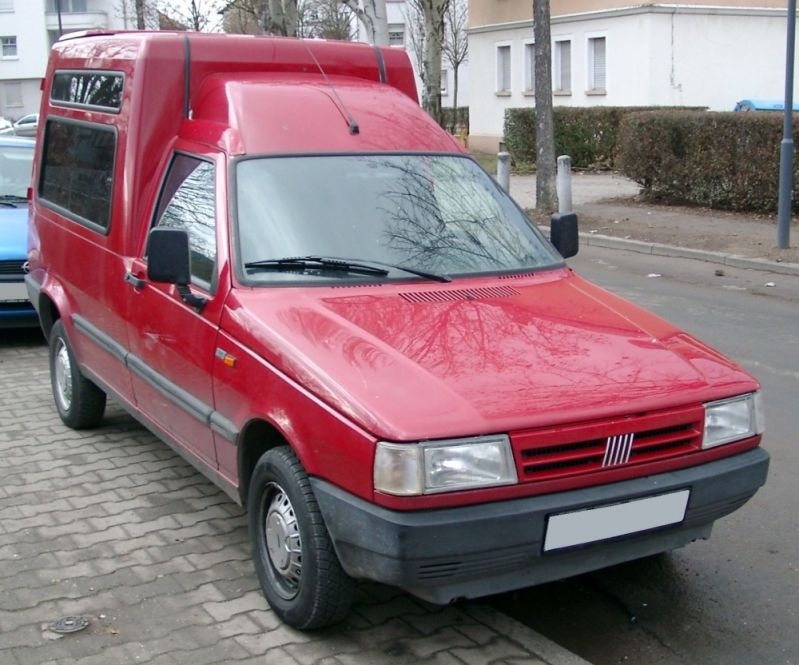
[
  {"left": 703, "top": 392, "right": 764, "bottom": 449},
  {"left": 374, "top": 434, "right": 518, "bottom": 496}
]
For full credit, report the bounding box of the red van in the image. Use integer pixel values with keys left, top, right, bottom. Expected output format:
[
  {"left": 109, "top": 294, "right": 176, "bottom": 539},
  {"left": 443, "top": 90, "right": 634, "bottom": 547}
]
[{"left": 26, "top": 31, "right": 768, "bottom": 630}]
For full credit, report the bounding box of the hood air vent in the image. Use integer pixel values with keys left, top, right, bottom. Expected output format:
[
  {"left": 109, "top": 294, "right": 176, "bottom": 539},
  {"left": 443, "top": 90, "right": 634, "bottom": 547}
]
[{"left": 399, "top": 286, "right": 520, "bottom": 304}]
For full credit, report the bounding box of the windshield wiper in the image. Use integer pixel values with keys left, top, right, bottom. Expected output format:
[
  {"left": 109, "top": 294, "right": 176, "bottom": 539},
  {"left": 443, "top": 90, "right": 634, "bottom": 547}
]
[
  {"left": 0, "top": 194, "right": 27, "bottom": 207},
  {"left": 244, "top": 256, "right": 389, "bottom": 278},
  {"left": 244, "top": 255, "right": 451, "bottom": 283},
  {"left": 356, "top": 258, "right": 451, "bottom": 283}
]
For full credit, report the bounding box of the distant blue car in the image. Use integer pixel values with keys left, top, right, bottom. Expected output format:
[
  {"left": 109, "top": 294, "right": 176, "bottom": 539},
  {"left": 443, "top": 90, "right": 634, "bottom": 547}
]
[
  {"left": 0, "top": 136, "right": 37, "bottom": 328},
  {"left": 734, "top": 99, "right": 799, "bottom": 112}
]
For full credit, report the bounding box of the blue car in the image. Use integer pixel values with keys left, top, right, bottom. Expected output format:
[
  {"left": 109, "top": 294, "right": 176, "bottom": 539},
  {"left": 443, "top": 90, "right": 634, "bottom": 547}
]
[{"left": 0, "top": 136, "right": 37, "bottom": 328}]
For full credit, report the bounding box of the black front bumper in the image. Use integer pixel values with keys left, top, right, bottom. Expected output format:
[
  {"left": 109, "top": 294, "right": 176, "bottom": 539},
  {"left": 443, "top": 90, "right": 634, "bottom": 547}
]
[{"left": 311, "top": 448, "right": 769, "bottom": 604}]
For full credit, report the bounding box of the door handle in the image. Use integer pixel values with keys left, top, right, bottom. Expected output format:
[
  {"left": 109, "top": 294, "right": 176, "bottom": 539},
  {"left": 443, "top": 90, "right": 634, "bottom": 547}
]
[{"left": 124, "top": 272, "right": 146, "bottom": 289}]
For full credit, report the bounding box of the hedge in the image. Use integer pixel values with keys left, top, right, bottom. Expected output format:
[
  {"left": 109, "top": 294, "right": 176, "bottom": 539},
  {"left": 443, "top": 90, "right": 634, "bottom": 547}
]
[
  {"left": 617, "top": 111, "right": 790, "bottom": 212},
  {"left": 442, "top": 106, "right": 469, "bottom": 135},
  {"left": 503, "top": 106, "right": 705, "bottom": 170}
]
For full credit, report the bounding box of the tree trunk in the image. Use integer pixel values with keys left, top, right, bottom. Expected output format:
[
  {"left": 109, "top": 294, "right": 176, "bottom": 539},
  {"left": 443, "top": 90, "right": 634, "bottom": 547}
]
[
  {"left": 533, "top": 0, "right": 557, "bottom": 214},
  {"left": 135, "top": 0, "right": 146, "bottom": 29},
  {"left": 420, "top": 0, "right": 447, "bottom": 126},
  {"left": 284, "top": 0, "right": 298, "bottom": 36},
  {"left": 372, "top": 0, "right": 388, "bottom": 45}
]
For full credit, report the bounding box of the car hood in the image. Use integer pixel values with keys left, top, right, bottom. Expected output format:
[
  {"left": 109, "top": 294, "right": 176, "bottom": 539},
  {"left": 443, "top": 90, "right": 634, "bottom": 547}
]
[
  {"left": 225, "top": 269, "right": 757, "bottom": 441},
  {"left": 0, "top": 205, "right": 28, "bottom": 260}
]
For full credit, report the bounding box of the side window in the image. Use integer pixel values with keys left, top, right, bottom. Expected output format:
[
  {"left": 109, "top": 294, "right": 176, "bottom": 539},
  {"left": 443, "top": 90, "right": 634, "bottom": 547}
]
[
  {"left": 153, "top": 155, "right": 216, "bottom": 289},
  {"left": 39, "top": 119, "right": 116, "bottom": 230}
]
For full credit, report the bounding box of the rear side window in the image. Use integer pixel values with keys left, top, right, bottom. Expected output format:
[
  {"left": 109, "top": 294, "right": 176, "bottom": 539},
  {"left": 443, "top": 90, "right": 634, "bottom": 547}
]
[
  {"left": 50, "top": 71, "right": 124, "bottom": 112},
  {"left": 39, "top": 119, "right": 116, "bottom": 231}
]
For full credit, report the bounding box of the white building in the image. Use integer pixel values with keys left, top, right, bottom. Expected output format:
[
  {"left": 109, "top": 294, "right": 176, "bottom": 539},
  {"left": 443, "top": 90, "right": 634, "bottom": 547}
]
[
  {"left": 467, "top": 0, "right": 799, "bottom": 152},
  {"left": 356, "top": 0, "right": 470, "bottom": 109},
  {"left": 0, "top": 0, "right": 147, "bottom": 119}
]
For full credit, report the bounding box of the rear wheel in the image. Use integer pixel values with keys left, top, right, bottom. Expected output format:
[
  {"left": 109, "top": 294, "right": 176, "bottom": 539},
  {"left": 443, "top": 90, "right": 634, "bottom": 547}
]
[
  {"left": 49, "top": 319, "right": 106, "bottom": 429},
  {"left": 248, "top": 446, "right": 354, "bottom": 629}
]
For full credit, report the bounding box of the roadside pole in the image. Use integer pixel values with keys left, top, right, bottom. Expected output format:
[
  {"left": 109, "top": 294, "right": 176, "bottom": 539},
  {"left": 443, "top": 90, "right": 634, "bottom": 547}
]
[{"left": 778, "top": 0, "right": 796, "bottom": 249}]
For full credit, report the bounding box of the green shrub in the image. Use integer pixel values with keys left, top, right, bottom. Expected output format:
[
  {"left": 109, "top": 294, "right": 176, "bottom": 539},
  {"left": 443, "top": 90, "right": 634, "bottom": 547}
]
[
  {"left": 617, "top": 111, "right": 789, "bottom": 212},
  {"left": 441, "top": 106, "right": 469, "bottom": 134},
  {"left": 503, "top": 106, "right": 704, "bottom": 170}
]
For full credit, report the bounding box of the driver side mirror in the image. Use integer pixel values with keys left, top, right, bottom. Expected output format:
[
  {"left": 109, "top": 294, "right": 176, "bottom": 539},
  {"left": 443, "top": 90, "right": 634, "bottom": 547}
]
[
  {"left": 147, "top": 227, "right": 207, "bottom": 312},
  {"left": 147, "top": 227, "right": 191, "bottom": 285},
  {"left": 550, "top": 212, "right": 579, "bottom": 259}
]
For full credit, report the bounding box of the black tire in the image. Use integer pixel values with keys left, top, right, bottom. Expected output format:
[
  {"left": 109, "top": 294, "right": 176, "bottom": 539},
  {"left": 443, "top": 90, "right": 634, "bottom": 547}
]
[
  {"left": 49, "top": 319, "right": 106, "bottom": 429},
  {"left": 248, "top": 446, "right": 354, "bottom": 629}
]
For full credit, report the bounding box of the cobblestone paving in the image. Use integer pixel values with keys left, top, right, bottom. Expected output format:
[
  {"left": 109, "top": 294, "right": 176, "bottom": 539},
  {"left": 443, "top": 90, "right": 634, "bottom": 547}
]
[{"left": 0, "top": 331, "right": 586, "bottom": 665}]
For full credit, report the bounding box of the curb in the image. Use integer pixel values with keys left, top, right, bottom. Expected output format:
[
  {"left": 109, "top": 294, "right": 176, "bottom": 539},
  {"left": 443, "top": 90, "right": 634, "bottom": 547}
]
[
  {"left": 465, "top": 604, "right": 592, "bottom": 665},
  {"left": 540, "top": 226, "right": 799, "bottom": 277}
]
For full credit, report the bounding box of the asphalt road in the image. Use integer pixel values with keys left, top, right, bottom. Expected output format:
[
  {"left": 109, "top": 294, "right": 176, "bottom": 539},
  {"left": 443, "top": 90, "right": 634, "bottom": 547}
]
[{"left": 492, "top": 245, "right": 799, "bottom": 665}]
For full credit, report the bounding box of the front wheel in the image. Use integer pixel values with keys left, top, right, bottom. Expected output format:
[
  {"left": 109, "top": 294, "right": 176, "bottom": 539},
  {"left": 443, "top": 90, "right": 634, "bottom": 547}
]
[
  {"left": 248, "top": 447, "right": 354, "bottom": 630},
  {"left": 49, "top": 319, "right": 106, "bottom": 429}
]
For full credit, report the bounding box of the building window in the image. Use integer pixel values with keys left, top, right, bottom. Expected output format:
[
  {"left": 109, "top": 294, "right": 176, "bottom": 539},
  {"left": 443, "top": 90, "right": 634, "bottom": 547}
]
[
  {"left": 441, "top": 68, "right": 448, "bottom": 96},
  {"left": 524, "top": 42, "right": 535, "bottom": 94},
  {"left": 496, "top": 44, "right": 511, "bottom": 94},
  {"left": 46, "top": 0, "right": 87, "bottom": 11},
  {"left": 1, "top": 36, "right": 17, "bottom": 58},
  {"left": 388, "top": 24, "right": 404, "bottom": 47},
  {"left": 4, "top": 81, "right": 22, "bottom": 108},
  {"left": 554, "top": 39, "right": 571, "bottom": 94},
  {"left": 588, "top": 36, "right": 607, "bottom": 92}
]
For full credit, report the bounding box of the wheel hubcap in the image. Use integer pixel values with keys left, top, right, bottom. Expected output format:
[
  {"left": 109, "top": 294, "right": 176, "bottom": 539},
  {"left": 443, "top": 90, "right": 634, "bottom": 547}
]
[
  {"left": 264, "top": 485, "right": 302, "bottom": 598},
  {"left": 54, "top": 340, "right": 73, "bottom": 412}
]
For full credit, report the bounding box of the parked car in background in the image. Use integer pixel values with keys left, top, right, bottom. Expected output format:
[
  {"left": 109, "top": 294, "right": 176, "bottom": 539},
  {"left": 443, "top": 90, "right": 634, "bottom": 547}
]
[
  {"left": 0, "top": 136, "right": 37, "bottom": 327},
  {"left": 0, "top": 113, "right": 39, "bottom": 137},
  {"left": 734, "top": 99, "right": 799, "bottom": 112}
]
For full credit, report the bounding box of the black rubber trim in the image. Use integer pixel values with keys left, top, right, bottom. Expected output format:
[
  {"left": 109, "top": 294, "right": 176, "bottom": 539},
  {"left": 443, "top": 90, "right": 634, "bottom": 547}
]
[
  {"left": 127, "top": 354, "right": 212, "bottom": 424},
  {"left": 71, "top": 313, "right": 239, "bottom": 444},
  {"left": 210, "top": 412, "right": 238, "bottom": 443},
  {"left": 73, "top": 313, "right": 127, "bottom": 364},
  {"left": 182, "top": 34, "right": 191, "bottom": 119},
  {"left": 373, "top": 45, "right": 387, "bottom": 83},
  {"left": 311, "top": 447, "right": 770, "bottom": 604}
]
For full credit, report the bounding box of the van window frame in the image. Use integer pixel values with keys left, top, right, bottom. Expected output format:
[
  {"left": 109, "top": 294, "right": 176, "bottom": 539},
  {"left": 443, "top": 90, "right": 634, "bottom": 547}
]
[
  {"left": 149, "top": 151, "right": 219, "bottom": 295},
  {"left": 37, "top": 115, "right": 118, "bottom": 236}
]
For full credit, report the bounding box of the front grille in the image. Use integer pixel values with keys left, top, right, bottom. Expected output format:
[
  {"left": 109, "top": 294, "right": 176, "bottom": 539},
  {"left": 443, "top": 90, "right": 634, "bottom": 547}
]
[
  {"left": 512, "top": 405, "right": 704, "bottom": 483},
  {"left": 0, "top": 260, "right": 25, "bottom": 276}
]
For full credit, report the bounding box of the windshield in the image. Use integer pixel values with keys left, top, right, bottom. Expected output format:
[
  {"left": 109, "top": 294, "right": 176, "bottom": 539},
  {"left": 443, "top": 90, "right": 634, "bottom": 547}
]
[
  {"left": 0, "top": 144, "right": 33, "bottom": 198},
  {"left": 235, "top": 154, "right": 561, "bottom": 283}
]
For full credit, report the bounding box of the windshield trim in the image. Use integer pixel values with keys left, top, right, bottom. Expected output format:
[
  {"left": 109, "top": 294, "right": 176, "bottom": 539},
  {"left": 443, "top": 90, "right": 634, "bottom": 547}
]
[{"left": 229, "top": 152, "right": 566, "bottom": 289}]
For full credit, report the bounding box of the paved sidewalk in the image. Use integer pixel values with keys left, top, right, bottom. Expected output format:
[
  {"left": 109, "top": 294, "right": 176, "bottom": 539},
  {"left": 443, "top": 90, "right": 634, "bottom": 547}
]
[
  {"left": 509, "top": 173, "right": 799, "bottom": 276},
  {"left": 0, "top": 334, "right": 589, "bottom": 665}
]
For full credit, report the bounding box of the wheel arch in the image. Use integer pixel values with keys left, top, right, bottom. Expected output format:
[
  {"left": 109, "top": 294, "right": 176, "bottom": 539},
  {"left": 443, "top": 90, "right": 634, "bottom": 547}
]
[
  {"left": 36, "top": 291, "right": 60, "bottom": 340},
  {"left": 237, "top": 418, "right": 294, "bottom": 505}
]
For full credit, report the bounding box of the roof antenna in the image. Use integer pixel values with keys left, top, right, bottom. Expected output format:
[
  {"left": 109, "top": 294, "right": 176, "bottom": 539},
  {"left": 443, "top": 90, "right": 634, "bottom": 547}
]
[{"left": 304, "top": 44, "right": 360, "bottom": 135}]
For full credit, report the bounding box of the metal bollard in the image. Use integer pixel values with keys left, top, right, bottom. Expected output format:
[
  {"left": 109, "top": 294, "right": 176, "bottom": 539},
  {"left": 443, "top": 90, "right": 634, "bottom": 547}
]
[
  {"left": 497, "top": 151, "right": 511, "bottom": 193},
  {"left": 556, "top": 155, "right": 572, "bottom": 214}
]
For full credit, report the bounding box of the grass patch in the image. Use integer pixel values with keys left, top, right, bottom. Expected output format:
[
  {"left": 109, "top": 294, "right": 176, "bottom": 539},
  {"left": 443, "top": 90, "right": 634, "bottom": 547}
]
[{"left": 471, "top": 150, "right": 497, "bottom": 174}]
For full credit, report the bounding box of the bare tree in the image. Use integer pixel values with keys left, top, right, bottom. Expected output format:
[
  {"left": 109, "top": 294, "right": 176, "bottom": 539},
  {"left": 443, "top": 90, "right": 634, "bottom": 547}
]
[
  {"left": 116, "top": 0, "right": 159, "bottom": 28},
  {"left": 160, "top": 0, "right": 225, "bottom": 31},
  {"left": 441, "top": 0, "right": 467, "bottom": 124},
  {"left": 221, "top": 0, "right": 267, "bottom": 34},
  {"left": 405, "top": 0, "right": 449, "bottom": 126},
  {"left": 533, "top": 0, "right": 557, "bottom": 213},
  {"left": 306, "top": 0, "right": 356, "bottom": 39},
  {"left": 341, "top": 0, "right": 388, "bottom": 45}
]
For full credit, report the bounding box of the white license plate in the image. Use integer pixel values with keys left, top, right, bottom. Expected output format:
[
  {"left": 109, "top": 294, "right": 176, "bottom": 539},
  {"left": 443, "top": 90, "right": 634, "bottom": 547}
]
[
  {"left": 544, "top": 489, "right": 690, "bottom": 552},
  {"left": 0, "top": 281, "right": 28, "bottom": 303}
]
